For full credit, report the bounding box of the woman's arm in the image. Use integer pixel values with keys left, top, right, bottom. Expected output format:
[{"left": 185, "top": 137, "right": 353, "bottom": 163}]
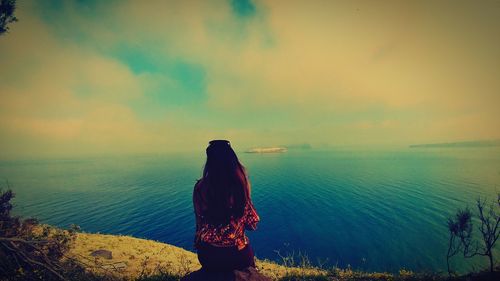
[
  {"left": 193, "top": 180, "right": 204, "bottom": 231},
  {"left": 243, "top": 201, "right": 260, "bottom": 231}
]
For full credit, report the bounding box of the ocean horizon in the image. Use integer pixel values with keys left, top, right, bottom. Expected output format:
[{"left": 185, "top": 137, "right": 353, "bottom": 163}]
[{"left": 2, "top": 147, "right": 499, "bottom": 273}]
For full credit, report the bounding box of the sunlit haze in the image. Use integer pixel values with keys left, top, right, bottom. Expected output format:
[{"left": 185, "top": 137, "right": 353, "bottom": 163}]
[{"left": 1, "top": 0, "right": 500, "bottom": 159}]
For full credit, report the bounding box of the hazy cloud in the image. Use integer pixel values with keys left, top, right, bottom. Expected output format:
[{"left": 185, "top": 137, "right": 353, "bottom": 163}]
[{"left": 1, "top": 0, "right": 500, "bottom": 159}]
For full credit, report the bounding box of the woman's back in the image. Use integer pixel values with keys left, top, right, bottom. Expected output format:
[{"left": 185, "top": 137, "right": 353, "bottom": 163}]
[
  {"left": 193, "top": 178, "right": 260, "bottom": 250},
  {"left": 192, "top": 140, "right": 260, "bottom": 272}
]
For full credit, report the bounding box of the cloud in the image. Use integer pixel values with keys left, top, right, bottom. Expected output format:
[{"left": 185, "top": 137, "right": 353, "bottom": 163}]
[
  {"left": 1, "top": 0, "right": 500, "bottom": 159},
  {"left": 231, "top": 0, "right": 257, "bottom": 18}
]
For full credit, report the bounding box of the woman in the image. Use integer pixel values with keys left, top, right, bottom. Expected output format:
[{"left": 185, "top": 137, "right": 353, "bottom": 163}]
[{"left": 193, "top": 140, "right": 260, "bottom": 271}]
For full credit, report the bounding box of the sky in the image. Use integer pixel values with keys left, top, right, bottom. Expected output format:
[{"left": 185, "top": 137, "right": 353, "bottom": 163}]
[{"left": 1, "top": 0, "right": 500, "bottom": 159}]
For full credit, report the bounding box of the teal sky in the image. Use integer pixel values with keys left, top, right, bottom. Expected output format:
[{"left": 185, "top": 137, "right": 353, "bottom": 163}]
[{"left": 1, "top": 0, "right": 500, "bottom": 158}]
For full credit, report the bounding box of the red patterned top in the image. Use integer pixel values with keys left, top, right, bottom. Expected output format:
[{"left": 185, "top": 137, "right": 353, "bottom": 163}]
[{"left": 193, "top": 180, "right": 260, "bottom": 250}]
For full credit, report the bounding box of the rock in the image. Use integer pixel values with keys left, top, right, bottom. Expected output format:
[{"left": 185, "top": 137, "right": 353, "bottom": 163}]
[
  {"left": 181, "top": 267, "right": 271, "bottom": 281},
  {"left": 90, "top": 249, "right": 113, "bottom": 259}
]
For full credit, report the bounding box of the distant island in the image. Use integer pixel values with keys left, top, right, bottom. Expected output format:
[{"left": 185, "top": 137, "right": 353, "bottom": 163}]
[
  {"left": 409, "top": 140, "right": 500, "bottom": 148},
  {"left": 245, "top": 147, "right": 288, "bottom": 153}
]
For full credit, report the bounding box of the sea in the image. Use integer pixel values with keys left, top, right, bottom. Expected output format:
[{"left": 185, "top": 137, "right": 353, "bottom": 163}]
[{"left": 1, "top": 147, "right": 500, "bottom": 273}]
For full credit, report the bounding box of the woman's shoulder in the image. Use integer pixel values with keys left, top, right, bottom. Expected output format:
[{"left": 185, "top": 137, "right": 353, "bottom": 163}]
[
  {"left": 193, "top": 179, "right": 207, "bottom": 201},
  {"left": 193, "top": 179, "right": 208, "bottom": 214},
  {"left": 194, "top": 178, "right": 204, "bottom": 190}
]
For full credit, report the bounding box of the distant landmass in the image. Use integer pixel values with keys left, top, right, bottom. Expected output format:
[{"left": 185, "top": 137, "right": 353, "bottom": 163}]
[
  {"left": 409, "top": 140, "right": 500, "bottom": 148},
  {"left": 245, "top": 147, "right": 288, "bottom": 153}
]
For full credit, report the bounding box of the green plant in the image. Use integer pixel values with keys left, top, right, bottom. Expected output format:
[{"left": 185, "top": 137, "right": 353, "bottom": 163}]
[
  {"left": 0, "top": 187, "right": 88, "bottom": 281},
  {"left": 0, "top": 0, "right": 17, "bottom": 35},
  {"left": 447, "top": 193, "right": 500, "bottom": 274}
]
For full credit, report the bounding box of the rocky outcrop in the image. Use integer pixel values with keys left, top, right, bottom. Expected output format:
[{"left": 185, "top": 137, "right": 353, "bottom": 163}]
[{"left": 90, "top": 249, "right": 113, "bottom": 259}]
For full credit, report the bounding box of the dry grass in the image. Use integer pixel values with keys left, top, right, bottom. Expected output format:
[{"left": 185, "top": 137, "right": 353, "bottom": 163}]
[
  {"left": 67, "top": 232, "right": 326, "bottom": 280},
  {"left": 13, "top": 229, "right": 498, "bottom": 281},
  {"left": 68, "top": 232, "right": 199, "bottom": 279}
]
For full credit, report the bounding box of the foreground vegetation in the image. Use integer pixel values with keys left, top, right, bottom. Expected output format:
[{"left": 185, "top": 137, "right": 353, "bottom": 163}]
[
  {"left": 446, "top": 194, "right": 500, "bottom": 275},
  {"left": 1, "top": 188, "right": 499, "bottom": 281}
]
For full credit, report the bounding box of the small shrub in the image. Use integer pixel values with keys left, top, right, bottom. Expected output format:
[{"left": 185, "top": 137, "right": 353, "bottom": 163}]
[
  {"left": 447, "top": 193, "right": 500, "bottom": 274},
  {"left": 0, "top": 183, "right": 149, "bottom": 281},
  {"left": 0, "top": 188, "right": 83, "bottom": 281}
]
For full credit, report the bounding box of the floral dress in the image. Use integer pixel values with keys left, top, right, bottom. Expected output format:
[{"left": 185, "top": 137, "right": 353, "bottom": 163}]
[{"left": 193, "top": 180, "right": 260, "bottom": 251}]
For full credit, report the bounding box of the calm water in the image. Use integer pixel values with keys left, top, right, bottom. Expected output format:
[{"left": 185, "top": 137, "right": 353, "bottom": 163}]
[{"left": 1, "top": 148, "right": 500, "bottom": 273}]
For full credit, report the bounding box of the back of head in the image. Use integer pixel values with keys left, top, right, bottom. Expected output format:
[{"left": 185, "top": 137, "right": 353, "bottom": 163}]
[{"left": 202, "top": 140, "right": 249, "bottom": 225}]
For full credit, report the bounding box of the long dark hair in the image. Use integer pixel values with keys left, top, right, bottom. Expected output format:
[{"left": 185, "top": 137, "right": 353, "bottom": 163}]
[{"left": 201, "top": 140, "right": 250, "bottom": 225}]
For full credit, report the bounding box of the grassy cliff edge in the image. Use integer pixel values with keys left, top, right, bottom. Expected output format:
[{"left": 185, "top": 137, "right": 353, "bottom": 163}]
[
  {"left": 68, "top": 232, "right": 500, "bottom": 281},
  {"left": 68, "top": 232, "right": 324, "bottom": 280}
]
